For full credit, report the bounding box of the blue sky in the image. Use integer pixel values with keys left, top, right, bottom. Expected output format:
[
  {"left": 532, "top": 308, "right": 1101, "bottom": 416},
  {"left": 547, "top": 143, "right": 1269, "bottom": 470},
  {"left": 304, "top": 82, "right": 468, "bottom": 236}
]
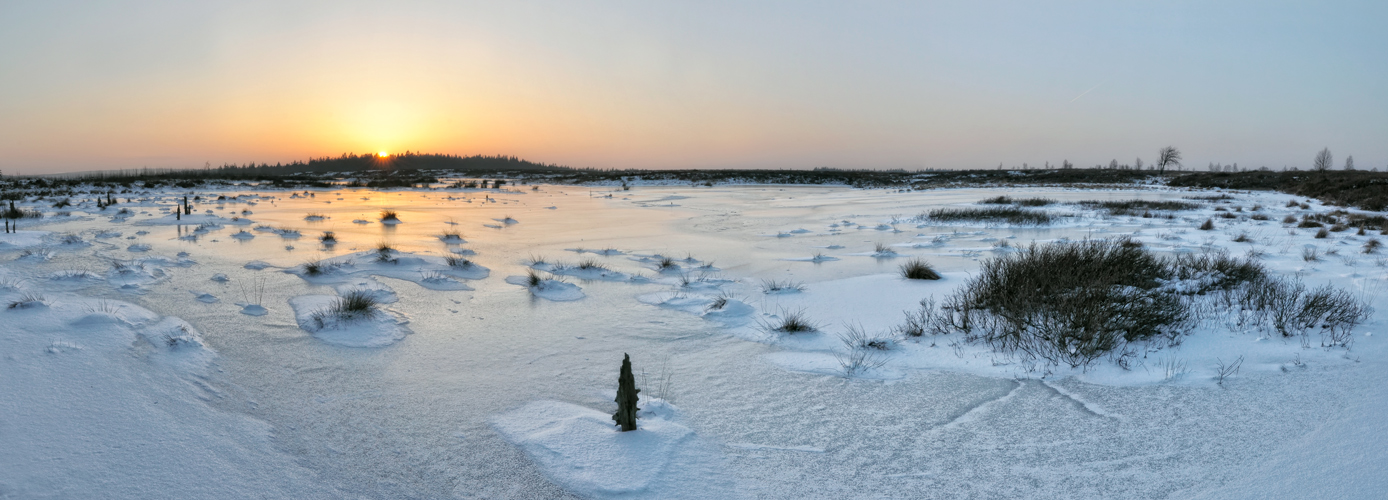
[{"left": 1, "top": 0, "right": 1384, "bottom": 173}]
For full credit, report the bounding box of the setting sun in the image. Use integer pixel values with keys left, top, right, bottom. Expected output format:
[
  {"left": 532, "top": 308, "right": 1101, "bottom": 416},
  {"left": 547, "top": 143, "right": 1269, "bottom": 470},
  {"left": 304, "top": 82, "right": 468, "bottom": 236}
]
[{"left": 377, "top": 151, "right": 388, "bottom": 158}]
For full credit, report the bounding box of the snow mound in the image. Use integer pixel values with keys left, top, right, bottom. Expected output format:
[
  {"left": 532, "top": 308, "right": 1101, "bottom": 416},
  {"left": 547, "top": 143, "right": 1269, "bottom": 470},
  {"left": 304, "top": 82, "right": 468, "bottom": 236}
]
[
  {"left": 492, "top": 400, "right": 735, "bottom": 499},
  {"left": 106, "top": 260, "right": 167, "bottom": 291},
  {"left": 288, "top": 294, "right": 410, "bottom": 347},
  {"left": 504, "top": 276, "right": 585, "bottom": 301}
]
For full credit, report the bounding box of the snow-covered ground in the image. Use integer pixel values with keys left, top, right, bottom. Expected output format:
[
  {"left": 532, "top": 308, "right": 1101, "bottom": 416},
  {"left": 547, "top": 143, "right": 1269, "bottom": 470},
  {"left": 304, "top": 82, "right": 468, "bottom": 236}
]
[{"left": 1, "top": 184, "right": 1384, "bottom": 499}]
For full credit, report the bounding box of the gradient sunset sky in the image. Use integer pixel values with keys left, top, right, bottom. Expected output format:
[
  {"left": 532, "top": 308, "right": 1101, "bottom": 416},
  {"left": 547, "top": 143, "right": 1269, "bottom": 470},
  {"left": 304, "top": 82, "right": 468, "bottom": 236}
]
[{"left": 2, "top": 1, "right": 1384, "bottom": 174}]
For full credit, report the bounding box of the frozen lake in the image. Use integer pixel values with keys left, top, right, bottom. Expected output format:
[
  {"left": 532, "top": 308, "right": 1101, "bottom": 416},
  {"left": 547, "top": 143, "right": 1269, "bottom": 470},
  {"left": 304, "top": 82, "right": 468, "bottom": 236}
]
[{"left": 2, "top": 183, "right": 1384, "bottom": 499}]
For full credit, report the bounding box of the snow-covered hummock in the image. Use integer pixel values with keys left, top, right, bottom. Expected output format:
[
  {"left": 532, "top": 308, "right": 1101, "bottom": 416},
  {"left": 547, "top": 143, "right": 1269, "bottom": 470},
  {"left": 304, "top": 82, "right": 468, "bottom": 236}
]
[
  {"left": 505, "top": 275, "right": 585, "bottom": 301},
  {"left": 492, "top": 399, "right": 738, "bottom": 499},
  {"left": 287, "top": 293, "right": 410, "bottom": 347}
]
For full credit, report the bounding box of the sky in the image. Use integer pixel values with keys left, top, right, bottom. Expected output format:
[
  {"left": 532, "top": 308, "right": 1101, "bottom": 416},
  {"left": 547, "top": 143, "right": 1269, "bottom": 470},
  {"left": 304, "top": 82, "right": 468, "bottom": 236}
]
[{"left": 1, "top": 0, "right": 1385, "bottom": 174}]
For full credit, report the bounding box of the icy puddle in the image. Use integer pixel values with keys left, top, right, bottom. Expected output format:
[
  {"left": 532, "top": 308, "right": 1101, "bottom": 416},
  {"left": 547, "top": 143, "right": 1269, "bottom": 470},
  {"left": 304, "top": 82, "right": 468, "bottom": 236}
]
[{"left": 1, "top": 184, "right": 1384, "bottom": 499}]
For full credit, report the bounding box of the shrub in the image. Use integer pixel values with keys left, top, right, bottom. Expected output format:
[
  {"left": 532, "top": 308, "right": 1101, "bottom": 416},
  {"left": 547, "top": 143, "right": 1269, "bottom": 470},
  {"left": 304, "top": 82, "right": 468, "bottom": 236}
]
[
  {"left": 380, "top": 210, "right": 399, "bottom": 221},
  {"left": 1364, "top": 239, "right": 1382, "bottom": 254},
  {"left": 658, "top": 256, "right": 677, "bottom": 270},
  {"left": 1329, "top": 223, "right": 1348, "bottom": 232},
  {"left": 1219, "top": 211, "right": 1238, "bottom": 219},
  {"left": 525, "top": 269, "right": 543, "bottom": 287},
  {"left": 923, "top": 207, "right": 1053, "bottom": 225},
  {"left": 706, "top": 294, "right": 729, "bottom": 311},
  {"left": 1199, "top": 219, "right": 1215, "bottom": 230},
  {"left": 839, "top": 324, "right": 896, "bottom": 350},
  {"left": 1298, "top": 219, "right": 1323, "bottom": 228},
  {"left": 1187, "top": 194, "right": 1235, "bottom": 201},
  {"left": 1079, "top": 199, "right": 1198, "bottom": 216},
  {"left": 1227, "top": 279, "right": 1372, "bottom": 346},
  {"left": 303, "top": 260, "right": 327, "bottom": 276},
  {"left": 1014, "top": 198, "right": 1056, "bottom": 207},
  {"left": 762, "top": 308, "right": 818, "bottom": 334},
  {"left": 1232, "top": 233, "right": 1250, "bottom": 243},
  {"left": 900, "top": 259, "right": 942, "bottom": 280},
  {"left": 375, "top": 242, "right": 397, "bottom": 262},
  {"left": 980, "top": 196, "right": 1053, "bottom": 206},
  {"left": 760, "top": 279, "right": 806, "bottom": 293},
  {"left": 1282, "top": 215, "right": 1298, "bottom": 224},
  {"left": 1251, "top": 214, "right": 1269, "bottom": 221},
  {"left": 311, "top": 290, "right": 379, "bottom": 329},
  {"left": 320, "top": 231, "right": 337, "bottom": 243},
  {"left": 1315, "top": 228, "right": 1329, "bottom": 239},
  {"left": 331, "top": 290, "right": 378, "bottom": 317},
  {"left": 1169, "top": 251, "right": 1267, "bottom": 292},
  {"left": 936, "top": 239, "right": 1188, "bottom": 368},
  {"left": 576, "top": 258, "right": 606, "bottom": 270},
  {"left": 1302, "top": 247, "right": 1320, "bottom": 262},
  {"left": 444, "top": 255, "right": 473, "bottom": 268}
]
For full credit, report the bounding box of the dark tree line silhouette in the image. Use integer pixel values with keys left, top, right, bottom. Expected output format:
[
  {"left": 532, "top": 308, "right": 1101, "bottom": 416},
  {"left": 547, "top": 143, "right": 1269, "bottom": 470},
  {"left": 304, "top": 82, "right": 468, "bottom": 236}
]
[{"left": 216, "top": 152, "right": 569, "bottom": 174}]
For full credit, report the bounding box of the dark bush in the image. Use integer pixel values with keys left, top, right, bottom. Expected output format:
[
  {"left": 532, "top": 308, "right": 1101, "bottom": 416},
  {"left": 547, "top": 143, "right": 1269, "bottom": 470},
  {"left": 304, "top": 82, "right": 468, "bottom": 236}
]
[
  {"left": 980, "top": 195, "right": 1054, "bottom": 206},
  {"left": 1079, "top": 199, "right": 1199, "bottom": 216},
  {"left": 940, "top": 239, "right": 1185, "bottom": 368},
  {"left": 921, "top": 207, "right": 1052, "bottom": 225},
  {"left": 900, "top": 259, "right": 941, "bottom": 280},
  {"left": 763, "top": 308, "right": 818, "bottom": 334}
]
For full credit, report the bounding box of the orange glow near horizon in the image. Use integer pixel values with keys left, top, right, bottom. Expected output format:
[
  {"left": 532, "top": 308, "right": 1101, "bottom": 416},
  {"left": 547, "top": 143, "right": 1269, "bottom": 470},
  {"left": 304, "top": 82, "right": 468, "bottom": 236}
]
[{"left": 378, "top": 151, "right": 389, "bottom": 158}]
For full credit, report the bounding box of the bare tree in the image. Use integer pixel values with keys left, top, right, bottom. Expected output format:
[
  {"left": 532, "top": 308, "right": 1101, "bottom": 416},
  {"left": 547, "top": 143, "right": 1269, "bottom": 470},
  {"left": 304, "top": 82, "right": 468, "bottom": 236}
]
[
  {"left": 1135, "top": 157, "right": 1144, "bottom": 170},
  {"left": 1345, "top": 155, "right": 1355, "bottom": 171},
  {"left": 1314, "top": 148, "right": 1333, "bottom": 172},
  {"left": 1157, "top": 147, "right": 1181, "bottom": 175}
]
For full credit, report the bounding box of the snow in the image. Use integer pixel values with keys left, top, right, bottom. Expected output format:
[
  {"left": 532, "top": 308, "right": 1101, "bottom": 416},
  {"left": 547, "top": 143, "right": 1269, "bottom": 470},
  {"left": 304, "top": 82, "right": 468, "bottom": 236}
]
[
  {"left": 492, "top": 399, "right": 738, "bottom": 499},
  {"left": 0, "top": 287, "right": 336, "bottom": 499},
  {"left": 505, "top": 275, "right": 586, "bottom": 301},
  {"left": 1, "top": 184, "right": 1385, "bottom": 498},
  {"left": 287, "top": 294, "right": 411, "bottom": 347}
]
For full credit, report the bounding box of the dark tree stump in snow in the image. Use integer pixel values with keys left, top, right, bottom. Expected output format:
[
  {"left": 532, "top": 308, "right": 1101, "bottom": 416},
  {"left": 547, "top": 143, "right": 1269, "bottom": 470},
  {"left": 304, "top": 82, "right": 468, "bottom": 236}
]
[{"left": 613, "top": 353, "right": 640, "bottom": 432}]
